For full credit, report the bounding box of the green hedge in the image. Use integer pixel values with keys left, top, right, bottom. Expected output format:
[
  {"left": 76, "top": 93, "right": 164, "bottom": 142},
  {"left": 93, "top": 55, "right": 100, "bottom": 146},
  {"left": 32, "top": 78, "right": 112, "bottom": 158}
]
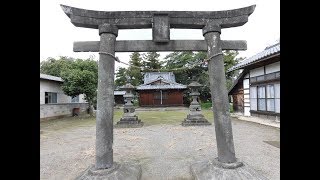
[{"left": 201, "top": 102, "right": 212, "bottom": 109}]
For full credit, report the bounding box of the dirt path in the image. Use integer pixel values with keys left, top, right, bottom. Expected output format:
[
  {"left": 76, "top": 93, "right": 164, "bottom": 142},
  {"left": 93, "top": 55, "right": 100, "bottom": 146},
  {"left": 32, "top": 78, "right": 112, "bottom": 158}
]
[{"left": 40, "top": 118, "right": 279, "bottom": 180}]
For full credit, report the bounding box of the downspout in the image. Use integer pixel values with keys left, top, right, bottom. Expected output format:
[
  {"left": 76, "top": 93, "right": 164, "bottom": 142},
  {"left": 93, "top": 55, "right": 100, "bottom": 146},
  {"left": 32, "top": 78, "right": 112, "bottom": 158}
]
[{"left": 160, "top": 90, "right": 163, "bottom": 105}]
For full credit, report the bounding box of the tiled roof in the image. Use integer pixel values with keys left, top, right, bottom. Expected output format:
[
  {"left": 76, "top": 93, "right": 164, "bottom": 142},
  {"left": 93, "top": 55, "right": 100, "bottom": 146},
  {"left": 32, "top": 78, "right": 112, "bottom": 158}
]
[
  {"left": 144, "top": 72, "right": 176, "bottom": 84},
  {"left": 137, "top": 72, "right": 187, "bottom": 90},
  {"left": 136, "top": 84, "right": 187, "bottom": 90},
  {"left": 114, "top": 91, "right": 126, "bottom": 95},
  {"left": 40, "top": 73, "right": 64, "bottom": 82},
  {"left": 227, "top": 40, "right": 280, "bottom": 72}
]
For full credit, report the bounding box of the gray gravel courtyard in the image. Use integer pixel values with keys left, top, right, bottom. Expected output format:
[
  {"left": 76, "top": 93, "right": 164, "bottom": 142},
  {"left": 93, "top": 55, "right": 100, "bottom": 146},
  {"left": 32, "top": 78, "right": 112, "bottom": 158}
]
[{"left": 40, "top": 115, "right": 279, "bottom": 180}]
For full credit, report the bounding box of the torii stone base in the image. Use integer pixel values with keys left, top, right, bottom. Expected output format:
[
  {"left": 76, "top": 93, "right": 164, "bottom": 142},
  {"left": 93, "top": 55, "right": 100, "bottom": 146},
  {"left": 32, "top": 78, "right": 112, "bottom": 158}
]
[
  {"left": 114, "top": 115, "right": 144, "bottom": 128},
  {"left": 182, "top": 114, "right": 212, "bottom": 126},
  {"left": 190, "top": 159, "right": 268, "bottom": 180},
  {"left": 182, "top": 109, "right": 211, "bottom": 126},
  {"left": 75, "top": 163, "right": 142, "bottom": 180}
]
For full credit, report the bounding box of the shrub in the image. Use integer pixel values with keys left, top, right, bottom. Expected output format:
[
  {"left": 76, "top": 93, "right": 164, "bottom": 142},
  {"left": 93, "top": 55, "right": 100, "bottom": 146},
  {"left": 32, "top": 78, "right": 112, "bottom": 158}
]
[
  {"left": 229, "top": 103, "right": 234, "bottom": 113},
  {"left": 133, "top": 99, "right": 139, "bottom": 107},
  {"left": 201, "top": 102, "right": 212, "bottom": 109}
]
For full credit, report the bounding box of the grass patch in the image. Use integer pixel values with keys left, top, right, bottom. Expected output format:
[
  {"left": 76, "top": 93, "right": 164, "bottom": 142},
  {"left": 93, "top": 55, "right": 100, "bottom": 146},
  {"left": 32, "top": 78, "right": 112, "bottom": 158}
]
[
  {"left": 40, "top": 114, "right": 95, "bottom": 132},
  {"left": 40, "top": 109, "right": 215, "bottom": 131},
  {"left": 117, "top": 109, "right": 214, "bottom": 126}
]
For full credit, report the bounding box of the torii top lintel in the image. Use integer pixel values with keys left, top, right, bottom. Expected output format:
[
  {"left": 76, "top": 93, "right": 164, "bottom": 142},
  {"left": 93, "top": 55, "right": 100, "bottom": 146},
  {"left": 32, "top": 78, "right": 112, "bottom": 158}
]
[
  {"left": 60, "top": 4, "right": 255, "bottom": 30},
  {"left": 61, "top": 4, "right": 255, "bottom": 48}
]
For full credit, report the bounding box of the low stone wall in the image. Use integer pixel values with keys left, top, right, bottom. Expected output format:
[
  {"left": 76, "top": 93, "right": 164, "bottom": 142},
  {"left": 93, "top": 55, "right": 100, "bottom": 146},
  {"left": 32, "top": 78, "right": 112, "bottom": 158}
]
[
  {"left": 40, "top": 103, "right": 89, "bottom": 121},
  {"left": 251, "top": 112, "right": 280, "bottom": 122}
]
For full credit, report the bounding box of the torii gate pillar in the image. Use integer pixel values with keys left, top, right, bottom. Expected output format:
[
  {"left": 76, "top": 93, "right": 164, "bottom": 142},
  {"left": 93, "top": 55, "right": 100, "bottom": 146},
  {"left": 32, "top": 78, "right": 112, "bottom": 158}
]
[{"left": 189, "top": 24, "right": 268, "bottom": 180}]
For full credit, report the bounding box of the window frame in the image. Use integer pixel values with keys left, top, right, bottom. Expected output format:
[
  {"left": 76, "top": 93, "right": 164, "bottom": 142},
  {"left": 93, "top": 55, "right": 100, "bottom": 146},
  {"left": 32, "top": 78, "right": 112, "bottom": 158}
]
[
  {"left": 45, "top": 92, "right": 58, "bottom": 104},
  {"left": 256, "top": 84, "right": 275, "bottom": 112}
]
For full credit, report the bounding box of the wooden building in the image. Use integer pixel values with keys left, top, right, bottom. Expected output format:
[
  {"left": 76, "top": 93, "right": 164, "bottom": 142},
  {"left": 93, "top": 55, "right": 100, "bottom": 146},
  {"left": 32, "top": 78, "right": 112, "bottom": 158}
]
[
  {"left": 228, "top": 39, "right": 280, "bottom": 121},
  {"left": 136, "top": 72, "right": 187, "bottom": 107}
]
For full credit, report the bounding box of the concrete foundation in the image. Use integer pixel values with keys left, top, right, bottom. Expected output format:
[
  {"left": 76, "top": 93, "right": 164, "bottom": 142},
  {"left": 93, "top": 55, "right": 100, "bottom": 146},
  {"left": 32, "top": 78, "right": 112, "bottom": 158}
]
[
  {"left": 190, "top": 159, "right": 268, "bottom": 180},
  {"left": 76, "top": 163, "right": 142, "bottom": 180},
  {"left": 182, "top": 114, "right": 211, "bottom": 126},
  {"left": 115, "top": 115, "right": 144, "bottom": 128}
]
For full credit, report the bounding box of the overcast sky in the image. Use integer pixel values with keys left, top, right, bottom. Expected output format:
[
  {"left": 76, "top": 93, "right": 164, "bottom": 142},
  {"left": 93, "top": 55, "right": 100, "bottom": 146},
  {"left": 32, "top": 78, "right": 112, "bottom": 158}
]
[{"left": 40, "top": 0, "right": 279, "bottom": 70}]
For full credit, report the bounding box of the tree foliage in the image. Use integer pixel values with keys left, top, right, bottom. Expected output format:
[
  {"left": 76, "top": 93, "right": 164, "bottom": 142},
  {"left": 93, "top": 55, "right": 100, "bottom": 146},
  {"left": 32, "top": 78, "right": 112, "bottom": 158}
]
[
  {"left": 163, "top": 50, "right": 242, "bottom": 103},
  {"left": 223, "top": 50, "right": 243, "bottom": 90},
  {"left": 142, "top": 52, "right": 162, "bottom": 71},
  {"left": 40, "top": 56, "right": 98, "bottom": 115},
  {"left": 127, "top": 52, "right": 143, "bottom": 86},
  {"left": 115, "top": 67, "right": 128, "bottom": 88},
  {"left": 163, "top": 51, "right": 209, "bottom": 103},
  {"left": 40, "top": 56, "right": 74, "bottom": 77}
]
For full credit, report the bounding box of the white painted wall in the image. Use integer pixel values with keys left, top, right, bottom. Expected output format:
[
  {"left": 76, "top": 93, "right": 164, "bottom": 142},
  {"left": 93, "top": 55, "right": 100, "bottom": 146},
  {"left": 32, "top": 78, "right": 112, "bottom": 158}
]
[
  {"left": 40, "top": 79, "right": 69, "bottom": 104},
  {"left": 243, "top": 79, "right": 250, "bottom": 89},
  {"left": 265, "top": 62, "right": 280, "bottom": 74},
  {"left": 243, "top": 78, "right": 250, "bottom": 116},
  {"left": 69, "top": 94, "right": 86, "bottom": 103},
  {"left": 40, "top": 79, "right": 87, "bottom": 104},
  {"left": 250, "top": 67, "right": 264, "bottom": 77},
  {"left": 244, "top": 107, "right": 250, "bottom": 116}
]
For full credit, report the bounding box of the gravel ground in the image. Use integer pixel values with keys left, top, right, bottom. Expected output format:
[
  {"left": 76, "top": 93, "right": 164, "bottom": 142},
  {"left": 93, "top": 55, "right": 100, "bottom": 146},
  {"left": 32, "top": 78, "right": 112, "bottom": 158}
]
[{"left": 40, "top": 118, "right": 279, "bottom": 180}]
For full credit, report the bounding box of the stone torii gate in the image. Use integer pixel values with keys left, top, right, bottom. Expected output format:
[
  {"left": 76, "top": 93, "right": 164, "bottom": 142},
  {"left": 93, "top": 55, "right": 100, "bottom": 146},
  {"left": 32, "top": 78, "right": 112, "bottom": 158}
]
[{"left": 61, "top": 4, "right": 266, "bottom": 179}]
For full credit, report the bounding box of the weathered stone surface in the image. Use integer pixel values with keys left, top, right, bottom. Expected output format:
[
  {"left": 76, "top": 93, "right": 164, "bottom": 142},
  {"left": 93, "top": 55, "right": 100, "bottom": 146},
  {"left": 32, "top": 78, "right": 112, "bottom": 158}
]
[
  {"left": 76, "top": 163, "right": 142, "bottom": 180},
  {"left": 115, "top": 83, "right": 144, "bottom": 128},
  {"left": 153, "top": 14, "right": 170, "bottom": 42},
  {"left": 182, "top": 115, "right": 212, "bottom": 126},
  {"left": 61, "top": 4, "right": 255, "bottom": 29},
  {"left": 203, "top": 24, "right": 221, "bottom": 35},
  {"left": 73, "top": 40, "right": 247, "bottom": 52},
  {"left": 190, "top": 160, "right": 268, "bottom": 180},
  {"left": 182, "top": 81, "right": 211, "bottom": 126},
  {"left": 95, "top": 24, "right": 118, "bottom": 169},
  {"left": 99, "top": 24, "right": 118, "bottom": 36},
  {"left": 204, "top": 26, "right": 237, "bottom": 163},
  {"left": 115, "top": 119, "right": 144, "bottom": 128}
]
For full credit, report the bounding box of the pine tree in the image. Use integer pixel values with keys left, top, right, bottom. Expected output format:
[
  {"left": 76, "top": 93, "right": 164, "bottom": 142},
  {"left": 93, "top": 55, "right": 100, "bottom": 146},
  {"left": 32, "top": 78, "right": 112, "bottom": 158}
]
[
  {"left": 127, "top": 52, "right": 143, "bottom": 86},
  {"left": 142, "top": 52, "right": 162, "bottom": 71}
]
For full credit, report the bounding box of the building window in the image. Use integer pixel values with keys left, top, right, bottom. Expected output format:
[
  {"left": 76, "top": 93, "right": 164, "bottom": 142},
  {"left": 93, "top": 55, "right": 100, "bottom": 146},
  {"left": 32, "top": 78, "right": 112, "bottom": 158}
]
[
  {"left": 71, "top": 95, "right": 79, "bottom": 103},
  {"left": 257, "top": 85, "right": 275, "bottom": 112},
  {"left": 257, "top": 86, "right": 266, "bottom": 111},
  {"left": 45, "top": 92, "right": 57, "bottom": 104},
  {"left": 266, "top": 85, "right": 275, "bottom": 111}
]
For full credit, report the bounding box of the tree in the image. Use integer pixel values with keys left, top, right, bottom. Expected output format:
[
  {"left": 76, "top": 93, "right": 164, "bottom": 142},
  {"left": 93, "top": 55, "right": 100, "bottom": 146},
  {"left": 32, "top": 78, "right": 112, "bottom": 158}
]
[
  {"left": 142, "top": 52, "right": 162, "bottom": 71},
  {"left": 40, "top": 57, "right": 98, "bottom": 115},
  {"left": 164, "top": 51, "right": 209, "bottom": 102},
  {"left": 163, "top": 50, "right": 242, "bottom": 103},
  {"left": 115, "top": 67, "right": 128, "bottom": 88},
  {"left": 127, "top": 52, "right": 143, "bottom": 86},
  {"left": 223, "top": 50, "right": 243, "bottom": 90},
  {"left": 40, "top": 56, "right": 74, "bottom": 77}
]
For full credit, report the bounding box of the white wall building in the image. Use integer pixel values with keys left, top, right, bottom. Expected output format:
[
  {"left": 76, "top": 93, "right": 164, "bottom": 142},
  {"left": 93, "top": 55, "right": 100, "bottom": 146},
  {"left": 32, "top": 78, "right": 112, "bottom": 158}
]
[
  {"left": 228, "top": 39, "right": 280, "bottom": 121},
  {"left": 40, "top": 73, "right": 88, "bottom": 121}
]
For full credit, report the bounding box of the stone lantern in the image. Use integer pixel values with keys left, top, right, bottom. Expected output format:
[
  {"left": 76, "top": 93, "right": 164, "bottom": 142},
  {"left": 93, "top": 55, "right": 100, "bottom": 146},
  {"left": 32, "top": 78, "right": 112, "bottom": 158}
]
[
  {"left": 115, "top": 83, "right": 143, "bottom": 128},
  {"left": 182, "top": 81, "right": 211, "bottom": 126}
]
